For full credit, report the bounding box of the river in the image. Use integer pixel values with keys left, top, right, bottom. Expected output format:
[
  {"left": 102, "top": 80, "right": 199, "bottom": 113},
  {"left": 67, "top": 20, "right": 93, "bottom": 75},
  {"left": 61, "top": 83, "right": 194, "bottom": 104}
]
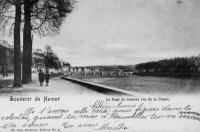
[{"left": 83, "top": 76, "right": 200, "bottom": 95}]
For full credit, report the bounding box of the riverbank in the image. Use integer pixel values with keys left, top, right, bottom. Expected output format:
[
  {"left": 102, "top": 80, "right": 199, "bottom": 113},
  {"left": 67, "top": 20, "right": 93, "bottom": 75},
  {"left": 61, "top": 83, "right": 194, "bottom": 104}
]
[{"left": 135, "top": 72, "right": 200, "bottom": 78}]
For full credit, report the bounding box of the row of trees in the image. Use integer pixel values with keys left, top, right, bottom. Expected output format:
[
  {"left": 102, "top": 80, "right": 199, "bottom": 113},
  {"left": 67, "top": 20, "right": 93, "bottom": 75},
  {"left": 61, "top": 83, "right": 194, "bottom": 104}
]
[
  {"left": 135, "top": 56, "right": 200, "bottom": 73},
  {"left": 0, "top": 0, "right": 75, "bottom": 87}
]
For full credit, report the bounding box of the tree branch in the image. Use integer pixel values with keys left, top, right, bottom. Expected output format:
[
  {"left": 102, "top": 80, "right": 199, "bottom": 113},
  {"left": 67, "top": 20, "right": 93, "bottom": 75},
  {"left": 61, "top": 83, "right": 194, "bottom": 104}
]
[
  {"left": 32, "top": 19, "right": 45, "bottom": 30},
  {"left": 9, "top": 22, "right": 14, "bottom": 36}
]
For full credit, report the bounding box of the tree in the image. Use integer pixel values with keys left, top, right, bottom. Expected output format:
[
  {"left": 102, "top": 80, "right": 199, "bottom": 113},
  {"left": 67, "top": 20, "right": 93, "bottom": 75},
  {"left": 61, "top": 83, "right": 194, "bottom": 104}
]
[
  {"left": 135, "top": 56, "right": 200, "bottom": 74},
  {"left": 44, "top": 44, "right": 53, "bottom": 54},
  {"left": 22, "top": 0, "right": 75, "bottom": 84},
  {"left": 0, "top": 0, "right": 22, "bottom": 87},
  {"left": 13, "top": 1, "right": 22, "bottom": 87},
  {"left": 33, "top": 49, "right": 45, "bottom": 71},
  {"left": 44, "top": 44, "right": 60, "bottom": 70},
  {"left": 22, "top": 0, "right": 35, "bottom": 84}
]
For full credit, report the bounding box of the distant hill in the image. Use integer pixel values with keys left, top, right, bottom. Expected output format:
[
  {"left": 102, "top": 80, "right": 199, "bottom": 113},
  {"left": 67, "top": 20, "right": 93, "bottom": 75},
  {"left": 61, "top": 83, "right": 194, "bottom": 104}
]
[{"left": 135, "top": 56, "right": 200, "bottom": 74}]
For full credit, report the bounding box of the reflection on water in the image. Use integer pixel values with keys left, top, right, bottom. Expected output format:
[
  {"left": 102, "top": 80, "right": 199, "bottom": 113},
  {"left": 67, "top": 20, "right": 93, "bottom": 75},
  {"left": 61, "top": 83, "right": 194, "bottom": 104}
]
[{"left": 83, "top": 76, "right": 200, "bottom": 95}]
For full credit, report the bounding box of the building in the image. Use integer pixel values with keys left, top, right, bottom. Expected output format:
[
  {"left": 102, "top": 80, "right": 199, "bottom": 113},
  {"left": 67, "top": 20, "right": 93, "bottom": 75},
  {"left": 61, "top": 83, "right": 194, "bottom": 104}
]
[
  {"left": 32, "top": 49, "right": 45, "bottom": 71},
  {"left": 61, "top": 61, "right": 70, "bottom": 72},
  {"left": 0, "top": 40, "right": 14, "bottom": 76}
]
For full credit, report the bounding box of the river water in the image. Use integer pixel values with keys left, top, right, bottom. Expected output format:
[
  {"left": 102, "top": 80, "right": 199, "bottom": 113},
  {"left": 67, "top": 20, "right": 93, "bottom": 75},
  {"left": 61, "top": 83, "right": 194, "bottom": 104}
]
[{"left": 83, "top": 76, "right": 200, "bottom": 95}]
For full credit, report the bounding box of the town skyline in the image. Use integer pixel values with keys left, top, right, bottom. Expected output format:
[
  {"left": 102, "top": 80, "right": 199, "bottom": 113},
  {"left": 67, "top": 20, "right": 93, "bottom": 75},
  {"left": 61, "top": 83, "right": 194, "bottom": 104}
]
[{"left": 1, "top": 0, "right": 200, "bottom": 66}]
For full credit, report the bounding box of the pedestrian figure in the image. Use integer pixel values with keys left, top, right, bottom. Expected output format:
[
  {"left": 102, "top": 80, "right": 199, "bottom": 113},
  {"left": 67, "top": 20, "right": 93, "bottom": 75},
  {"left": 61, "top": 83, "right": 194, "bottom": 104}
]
[
  {"left": 2, "top": 65, "right": 5, "bottom": 78},
  {"left": 45, "top": 70, "right": 50, "bottom": 86},
  {"left": 38, "top": 69, "right": 45, "bottom": 86}
]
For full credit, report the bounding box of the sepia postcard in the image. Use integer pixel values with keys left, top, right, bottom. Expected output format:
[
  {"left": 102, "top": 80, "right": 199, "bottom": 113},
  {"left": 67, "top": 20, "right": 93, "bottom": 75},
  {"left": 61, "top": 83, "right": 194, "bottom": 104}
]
[{"left": 0, "top": 0, "right": 200, "bottom": 132}]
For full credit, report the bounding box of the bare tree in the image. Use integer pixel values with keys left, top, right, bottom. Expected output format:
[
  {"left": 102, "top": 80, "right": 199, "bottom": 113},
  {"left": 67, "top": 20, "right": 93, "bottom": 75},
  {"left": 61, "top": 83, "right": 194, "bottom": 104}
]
[
  {"left": 0, "top": 0, "right": 22, "bottom": 87},
  {"left": 22, "top": 0, "right": 75, "bottom": 84}
]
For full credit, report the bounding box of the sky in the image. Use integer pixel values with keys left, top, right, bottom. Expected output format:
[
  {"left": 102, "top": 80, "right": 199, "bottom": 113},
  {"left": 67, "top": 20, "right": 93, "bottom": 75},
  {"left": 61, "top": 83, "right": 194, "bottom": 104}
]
[{"left": 1, "top": 0, "right": 200, "bottom": 66}]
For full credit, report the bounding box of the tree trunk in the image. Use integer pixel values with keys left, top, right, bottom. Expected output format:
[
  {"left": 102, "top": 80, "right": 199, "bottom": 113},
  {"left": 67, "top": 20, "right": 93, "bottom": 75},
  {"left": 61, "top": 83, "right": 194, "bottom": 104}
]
[
  {"left": 22, "top": 1, "right": 32, "bottom": 84},
  {"left": 13, "top": 1, "right": 22, "bottom": 87}
]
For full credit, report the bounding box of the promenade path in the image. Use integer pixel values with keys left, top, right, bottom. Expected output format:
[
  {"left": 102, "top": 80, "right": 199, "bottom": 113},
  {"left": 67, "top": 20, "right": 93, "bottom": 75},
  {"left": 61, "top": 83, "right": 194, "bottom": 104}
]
[
  {"left": 0, "top": 74, "right": 13, "bottom": 89},
  {"left": 0, "top": 73, "right": 104, "bottom": 97}
]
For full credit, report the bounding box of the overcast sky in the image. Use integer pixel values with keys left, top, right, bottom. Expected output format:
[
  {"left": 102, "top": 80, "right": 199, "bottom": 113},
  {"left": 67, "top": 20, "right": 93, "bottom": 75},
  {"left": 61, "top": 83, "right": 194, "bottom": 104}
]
[{"left": 2, "top": 0, "right": 200, "bottom": 66}]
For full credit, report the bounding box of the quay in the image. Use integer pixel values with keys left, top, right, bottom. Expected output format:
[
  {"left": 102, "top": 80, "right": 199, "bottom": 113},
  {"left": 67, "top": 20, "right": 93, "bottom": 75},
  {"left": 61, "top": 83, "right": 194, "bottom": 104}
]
[{"left": 61, "top": 76, "right": 136, "bottom": 96}]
